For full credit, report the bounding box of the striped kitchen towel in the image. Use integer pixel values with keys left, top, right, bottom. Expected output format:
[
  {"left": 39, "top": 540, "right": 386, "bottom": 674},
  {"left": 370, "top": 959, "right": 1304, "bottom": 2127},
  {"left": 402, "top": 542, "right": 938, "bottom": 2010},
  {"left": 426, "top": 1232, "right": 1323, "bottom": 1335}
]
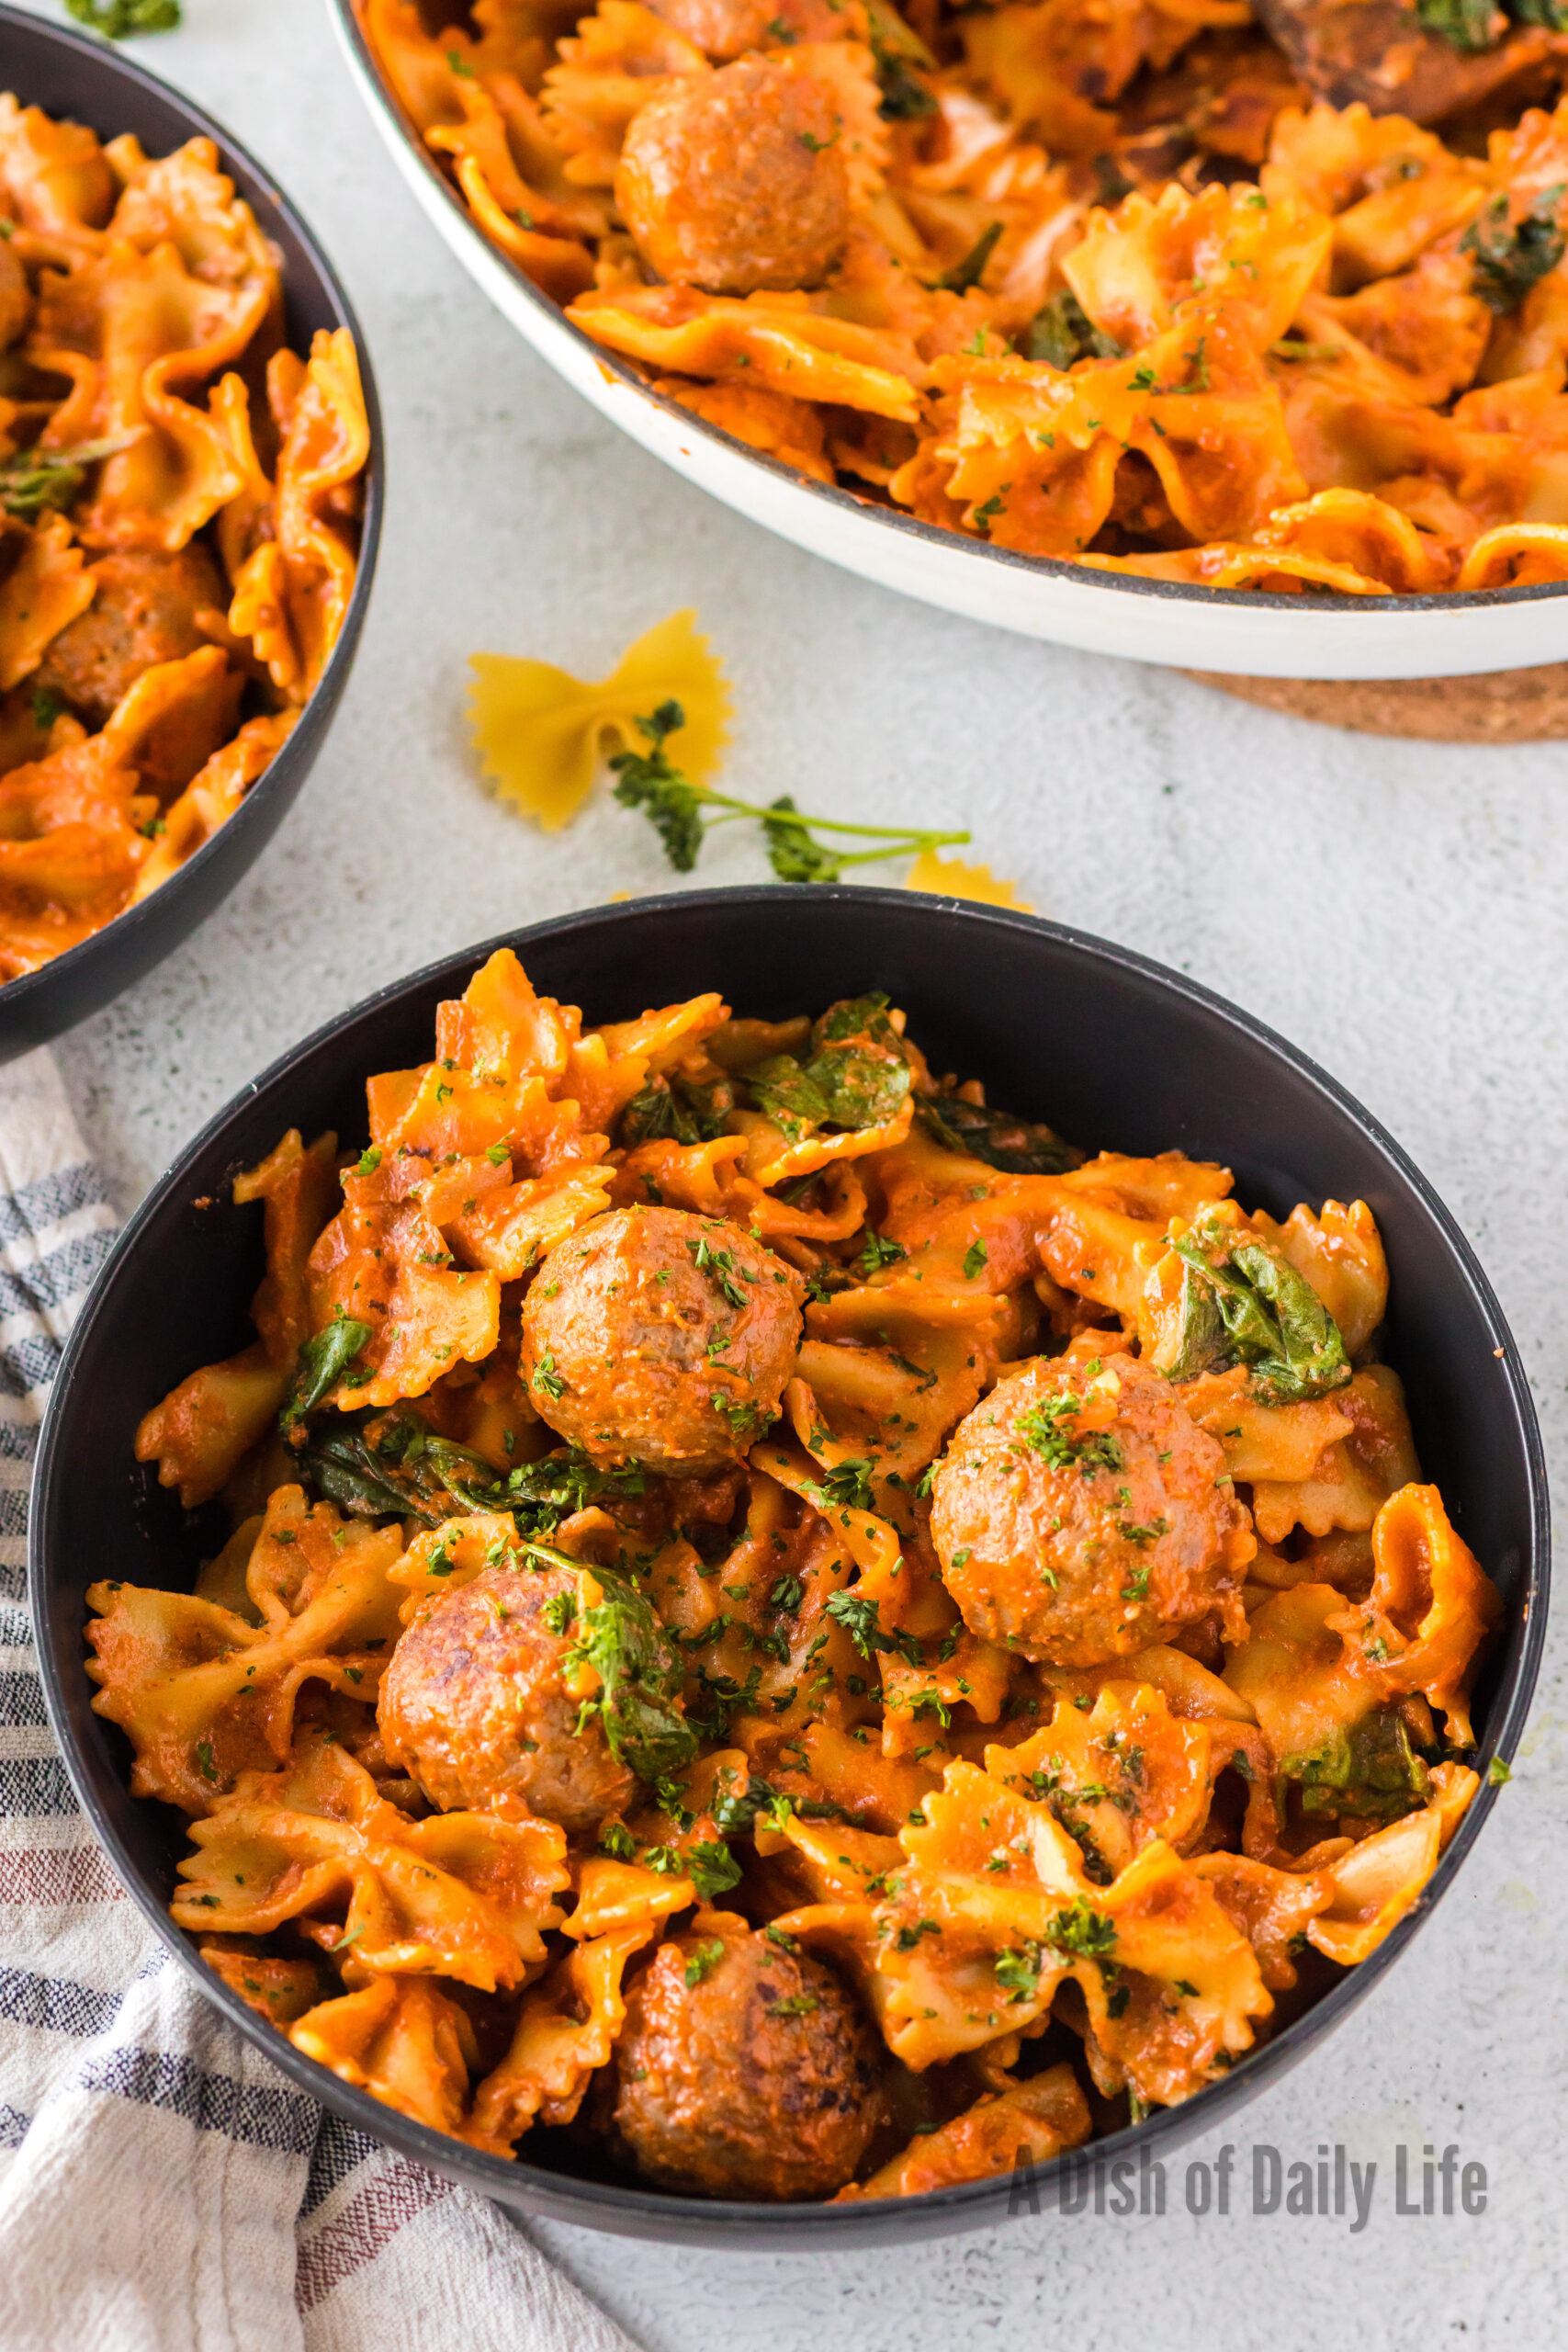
[{"left": 0, "top": 1048, "right": 637, "bottom": 2352}]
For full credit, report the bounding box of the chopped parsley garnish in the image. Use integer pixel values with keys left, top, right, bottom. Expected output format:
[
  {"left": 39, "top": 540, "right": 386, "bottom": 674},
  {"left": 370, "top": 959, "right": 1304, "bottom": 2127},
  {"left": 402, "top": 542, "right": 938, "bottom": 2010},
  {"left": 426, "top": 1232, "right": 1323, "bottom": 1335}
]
[
  {"left": 855, "top": 1229, "right": 908, "bottom": 1277},
  {"left": 683, "top": 1938, "right": 727, "bottom": 1986},
  {"left": 1017, "top": 1391, "right": 1124, "bottom": 1478}
]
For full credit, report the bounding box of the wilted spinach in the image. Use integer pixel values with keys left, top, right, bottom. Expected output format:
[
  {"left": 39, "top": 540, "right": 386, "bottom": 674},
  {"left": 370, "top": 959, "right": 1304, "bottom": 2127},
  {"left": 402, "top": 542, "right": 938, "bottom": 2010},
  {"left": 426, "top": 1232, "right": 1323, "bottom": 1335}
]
[
  {"left": 279, "top": 1309, "right": 373, "bottom": 1437},
  {"left": 565, "top": 1566, "right": 697, "bottom": 1782},
  {"left": 1167, "top": 1213, "right": 1350, "bottom": 1401},
  {"left": 1280, "top": 1708, "right": 1431, "bottom": 1825},
  {"left": 1022, "top": 288, "right": 1123, "bottom": 369},
  {"left": 915, "top": 1094, "right": 1078, "bottom": 1174},
  {"left": 1461, "top": 183, "right": 1566, "bottom": 313}
]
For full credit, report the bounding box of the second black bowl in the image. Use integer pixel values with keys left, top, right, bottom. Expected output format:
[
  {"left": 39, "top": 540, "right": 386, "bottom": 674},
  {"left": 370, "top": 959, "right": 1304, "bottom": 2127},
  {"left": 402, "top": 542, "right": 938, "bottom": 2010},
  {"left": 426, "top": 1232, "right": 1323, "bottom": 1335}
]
[
  {"left": 30, "top": 887, "right": 1548, "bottom": 2245},
  {"left": 0, "top": 2, "right": 382, "bottom": 1060}
]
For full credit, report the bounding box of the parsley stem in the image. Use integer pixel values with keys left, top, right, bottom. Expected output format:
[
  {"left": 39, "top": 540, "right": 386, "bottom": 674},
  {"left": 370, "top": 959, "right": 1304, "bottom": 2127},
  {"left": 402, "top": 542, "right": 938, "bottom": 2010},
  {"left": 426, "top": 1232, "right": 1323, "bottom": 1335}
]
[{"left": 607, "top": 702, "right": 971, "bottom": 881}]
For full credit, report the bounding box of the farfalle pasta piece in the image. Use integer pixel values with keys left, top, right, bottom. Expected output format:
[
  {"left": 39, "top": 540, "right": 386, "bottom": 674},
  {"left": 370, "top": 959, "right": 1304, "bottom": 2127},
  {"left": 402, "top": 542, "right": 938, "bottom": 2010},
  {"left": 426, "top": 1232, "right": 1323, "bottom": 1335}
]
[
  {"left": 1307, "top": 1761, "right": 1477, "bottom": 1965},
  {"left": 130, "top": 711, "right": 297, "bottom": 902},
  {"left": 32, "top": 234, "right": 270, "bottom": 552},
  {"left": 565, "top": 1854, "right": 700, "bottom": 1938},
  {"left": 570, "top": 285, "right": 927, "bottom": 422},
  {"left": 135, "top": 1126, "right": 339, "bottom": 1504},
  {"left": 302, "top": 949, "right": 686, "bottom": 1397},
  {"left": 171, "top": 1731, "right": 568, "bottom": 1988},
  {"left": 231, "top": 331, "right": 370, "bottom": 702},
  {"left": 837, "top": 2061, "right": 1090, "bottom": 2199},
  {"left": 85, "top": 1488, "right": 407, "bottom": 1809},
  {"left": 1248, "top": 1363, "right": 1419, "bottom": 1544},
  {"left": 0, "top": 95, "right": 113, "bottom": 246},
  {"left": 291, "top": 1974, "right": 477, "bottom": 2137},
  {"left": 306, "top": 1146, "right": 503, "bottom": 1408},
  {"left": 1331, "top": 1483, "right": 1503, "bottom": 1747},
  {"left": 864, "top": 1755, "right": 1270, "bottom": 2099},
  {"left": 985, "top": 1686, "right": 1215, "bottom": 1874},
  {"left": 427, "top": 75, "right": 599, "bottom": 303},
  {"left": 468, "top": 608, "right": 729, "bottom": 831},
  {"left": 465, "top": 1918, "right": 658, "bottom": 2154},
  {"left": 0, "top": 512, "right": 95, "bottom": 691}
]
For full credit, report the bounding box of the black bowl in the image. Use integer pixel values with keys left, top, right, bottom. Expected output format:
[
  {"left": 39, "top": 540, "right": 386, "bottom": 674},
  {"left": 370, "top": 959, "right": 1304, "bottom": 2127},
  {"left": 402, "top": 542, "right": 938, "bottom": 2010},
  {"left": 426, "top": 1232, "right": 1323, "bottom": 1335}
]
[
  {"left": 0, "top": 2, "right": 382, "bottom": 1061},
  {"left": 31, "top": 888, "right": 1549, "bottom": 2246}
]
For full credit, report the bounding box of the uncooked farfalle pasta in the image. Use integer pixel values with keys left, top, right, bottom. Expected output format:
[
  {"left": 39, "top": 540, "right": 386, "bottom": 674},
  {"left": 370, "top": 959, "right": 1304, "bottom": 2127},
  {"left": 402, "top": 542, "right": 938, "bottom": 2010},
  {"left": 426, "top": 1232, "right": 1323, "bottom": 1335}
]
[
  {"left": 363, "top": 0, "right": 1568, "bottom": 594},
  {"left": 88, "top": 951, "right": 1501, "bottom": 2199},
  {"left": 0, "top": 98, "right": 369, "bottom": 981}
]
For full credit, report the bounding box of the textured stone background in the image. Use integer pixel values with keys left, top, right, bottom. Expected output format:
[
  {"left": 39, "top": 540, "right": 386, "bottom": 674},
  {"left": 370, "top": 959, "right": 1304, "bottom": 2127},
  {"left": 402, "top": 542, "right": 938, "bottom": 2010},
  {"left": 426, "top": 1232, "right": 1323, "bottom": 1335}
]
[{"left": 22, "top": 0, "right": 1567, "bottom": 2337}]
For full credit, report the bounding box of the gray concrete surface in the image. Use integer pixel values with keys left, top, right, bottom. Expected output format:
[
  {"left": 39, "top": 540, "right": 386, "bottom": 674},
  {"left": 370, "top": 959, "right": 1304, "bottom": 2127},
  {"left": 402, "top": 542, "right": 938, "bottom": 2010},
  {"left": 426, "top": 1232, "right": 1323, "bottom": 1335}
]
[{"left": 19, "top": 0, "right": 1567, "bottom": 2339}]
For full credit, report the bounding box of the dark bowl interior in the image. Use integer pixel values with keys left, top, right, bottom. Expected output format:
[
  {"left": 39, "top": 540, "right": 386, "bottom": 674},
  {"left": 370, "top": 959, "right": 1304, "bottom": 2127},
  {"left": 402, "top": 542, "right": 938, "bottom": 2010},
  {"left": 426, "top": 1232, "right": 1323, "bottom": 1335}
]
[
  {"left": 31, "top": 888, "right": 1549, "bottom": 2247},
  {"left": 0, "top": 2, "right": 382, "bottom": 1061}
]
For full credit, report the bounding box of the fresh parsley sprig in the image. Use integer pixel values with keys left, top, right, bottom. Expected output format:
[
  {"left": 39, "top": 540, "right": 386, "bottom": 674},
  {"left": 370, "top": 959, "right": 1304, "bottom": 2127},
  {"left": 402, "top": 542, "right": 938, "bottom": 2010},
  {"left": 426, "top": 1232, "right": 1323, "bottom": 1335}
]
[{"left": 608, "top": 702, "right": 969, "bottom": 881}]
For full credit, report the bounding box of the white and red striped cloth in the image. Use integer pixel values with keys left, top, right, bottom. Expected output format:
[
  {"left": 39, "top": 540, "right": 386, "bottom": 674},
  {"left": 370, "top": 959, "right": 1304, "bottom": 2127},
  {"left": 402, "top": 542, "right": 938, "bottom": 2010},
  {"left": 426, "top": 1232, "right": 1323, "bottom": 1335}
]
[{"left": 0, "top": 1048, "right": 637, "bottom": 2352}]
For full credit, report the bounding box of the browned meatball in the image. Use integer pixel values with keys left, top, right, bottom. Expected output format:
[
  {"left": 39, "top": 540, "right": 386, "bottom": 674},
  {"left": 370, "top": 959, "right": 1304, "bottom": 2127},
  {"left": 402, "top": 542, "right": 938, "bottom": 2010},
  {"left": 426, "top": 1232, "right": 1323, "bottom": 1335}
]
[
  {"left": 1255, "top": 0, "right": 1560, "bottom": 123},
  {"left": 930, "top": 1352, "right": 1253, "bottom": 1668},
  {"left": 520, "top": 1205, "right": 802, "bottom": 1473},
  {"left": 615, "top": 60, "right": 851, "bottom": 295},
  {"left": 378, "top": 1563, "right": 635, "bottom": 1833},
  {"left": 611, "top": 1926, "right": 884, "bottom": 2199},
  {"left": 33, "top": 544, "right": 228, "bottom": 728}
]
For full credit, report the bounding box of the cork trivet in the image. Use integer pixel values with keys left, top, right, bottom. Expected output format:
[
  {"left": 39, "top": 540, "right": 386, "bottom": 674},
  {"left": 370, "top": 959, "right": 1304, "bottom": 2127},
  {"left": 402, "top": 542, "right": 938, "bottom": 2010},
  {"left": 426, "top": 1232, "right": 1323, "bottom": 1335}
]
[{"left": 1184, "top": 661, "right": 1568, "bottom": 742}]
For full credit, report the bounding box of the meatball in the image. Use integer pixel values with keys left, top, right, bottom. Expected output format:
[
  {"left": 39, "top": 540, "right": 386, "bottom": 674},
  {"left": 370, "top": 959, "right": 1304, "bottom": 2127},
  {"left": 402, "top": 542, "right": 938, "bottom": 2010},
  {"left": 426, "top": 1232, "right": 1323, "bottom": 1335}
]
[
  {"left": 33, "top": 544, "right": 228, "bottom": 728},
  {"left": 377, "top": 1563, "right": 635, "bottom": 1833},
  {"left": 615, "top": 59, "right": 851, "bottom": 296},
  {"left": 1255, "top": 0, "right": 1556, "bottom": 123},
  {"left": 611, "top": 1925, "right": 884, "bottom": 2199},
  {"left": 520, "top": 1204, "right": 802, "bottom": 1473},
  {"left": 930, "top": 1352, "right": 1252, "bottom": 1668}
]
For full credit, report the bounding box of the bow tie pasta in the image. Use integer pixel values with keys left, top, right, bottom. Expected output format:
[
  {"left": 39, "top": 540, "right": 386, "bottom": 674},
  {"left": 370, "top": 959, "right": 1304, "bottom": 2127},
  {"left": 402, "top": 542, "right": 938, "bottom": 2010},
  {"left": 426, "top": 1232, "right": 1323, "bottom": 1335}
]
[
  {"left": 0, "top": 99, "right": 369, "bottom": 983},
  {"left": 363, "top": 0, "right": 1568, "bottom": 594},
  {"left": 90, "top": 948, "right": 1502, "bottom": 2199}
]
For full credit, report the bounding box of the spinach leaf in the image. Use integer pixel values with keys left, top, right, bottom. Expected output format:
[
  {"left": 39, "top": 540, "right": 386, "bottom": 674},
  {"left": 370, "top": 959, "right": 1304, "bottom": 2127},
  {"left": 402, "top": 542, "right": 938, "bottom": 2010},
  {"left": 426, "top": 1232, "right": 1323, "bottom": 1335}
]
[
  {"left": 1280, "top": 1708, "right": 1431, "bottom": 1824},
  {"left": 303, "top": 1410, "right": 648, "bottom": 1533},
  {"left": 1461, "top": 184, "right": 1566, "bottom": 313},
  {"left": 1152, "top": 1258, "right": 1231, "bottom": 1382},
  {"left": 1169, "top": 1214, "right": 1350, "bottom": 1401},
  {"left": 1415, "top": 0, "right": 1498, "bottom": 46},
  {"left": 816, "top": 1041, "right": 912, "bottom": 1129},
  {"left": 280, "top": 1309, "right": 373, "bottom": 1435},
  {"left": 876, "top": 54, "right": 936, "bottom": 116},
  {"left": 302, "top": 1408, "right": 500, "bottom": 1520},
  {"left": 915, "top": 1095, "right": 1078, "bottom": 1174},
  {"left": 616, "top": 1077, "right": 731, "bottom": 1150},
  {"left": 1022, "top": 289, "right": 1122, "bottom": 369},
  {"left": 811, "top": 991, "right": 901, "bottom": 1050},
  {"left": 745, "top": 1041, "right": 911, "bottom": 1139},
  {"left": 940, "top": 221, "right": 1003, "bottom": 293},
  {"left": 566, "top": 1567, "right": 697, "bottom": 1782},
  {"left": 748, "top": 1053, "right": 835, "bottom": 1137}
]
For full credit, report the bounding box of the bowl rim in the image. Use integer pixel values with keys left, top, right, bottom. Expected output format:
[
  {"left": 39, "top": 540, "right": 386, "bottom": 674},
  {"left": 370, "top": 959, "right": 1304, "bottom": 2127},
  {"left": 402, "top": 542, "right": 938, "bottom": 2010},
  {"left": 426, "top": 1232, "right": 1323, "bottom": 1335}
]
[
  {"left": 29, "top": 885, "right": 1551, "bottom": 2243},
  {"left": 0, "top": 0, "right": 385, "bottom": 1030},
  {"left": 331, "top": 0, "right": 1564, "bottom": 626}
]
